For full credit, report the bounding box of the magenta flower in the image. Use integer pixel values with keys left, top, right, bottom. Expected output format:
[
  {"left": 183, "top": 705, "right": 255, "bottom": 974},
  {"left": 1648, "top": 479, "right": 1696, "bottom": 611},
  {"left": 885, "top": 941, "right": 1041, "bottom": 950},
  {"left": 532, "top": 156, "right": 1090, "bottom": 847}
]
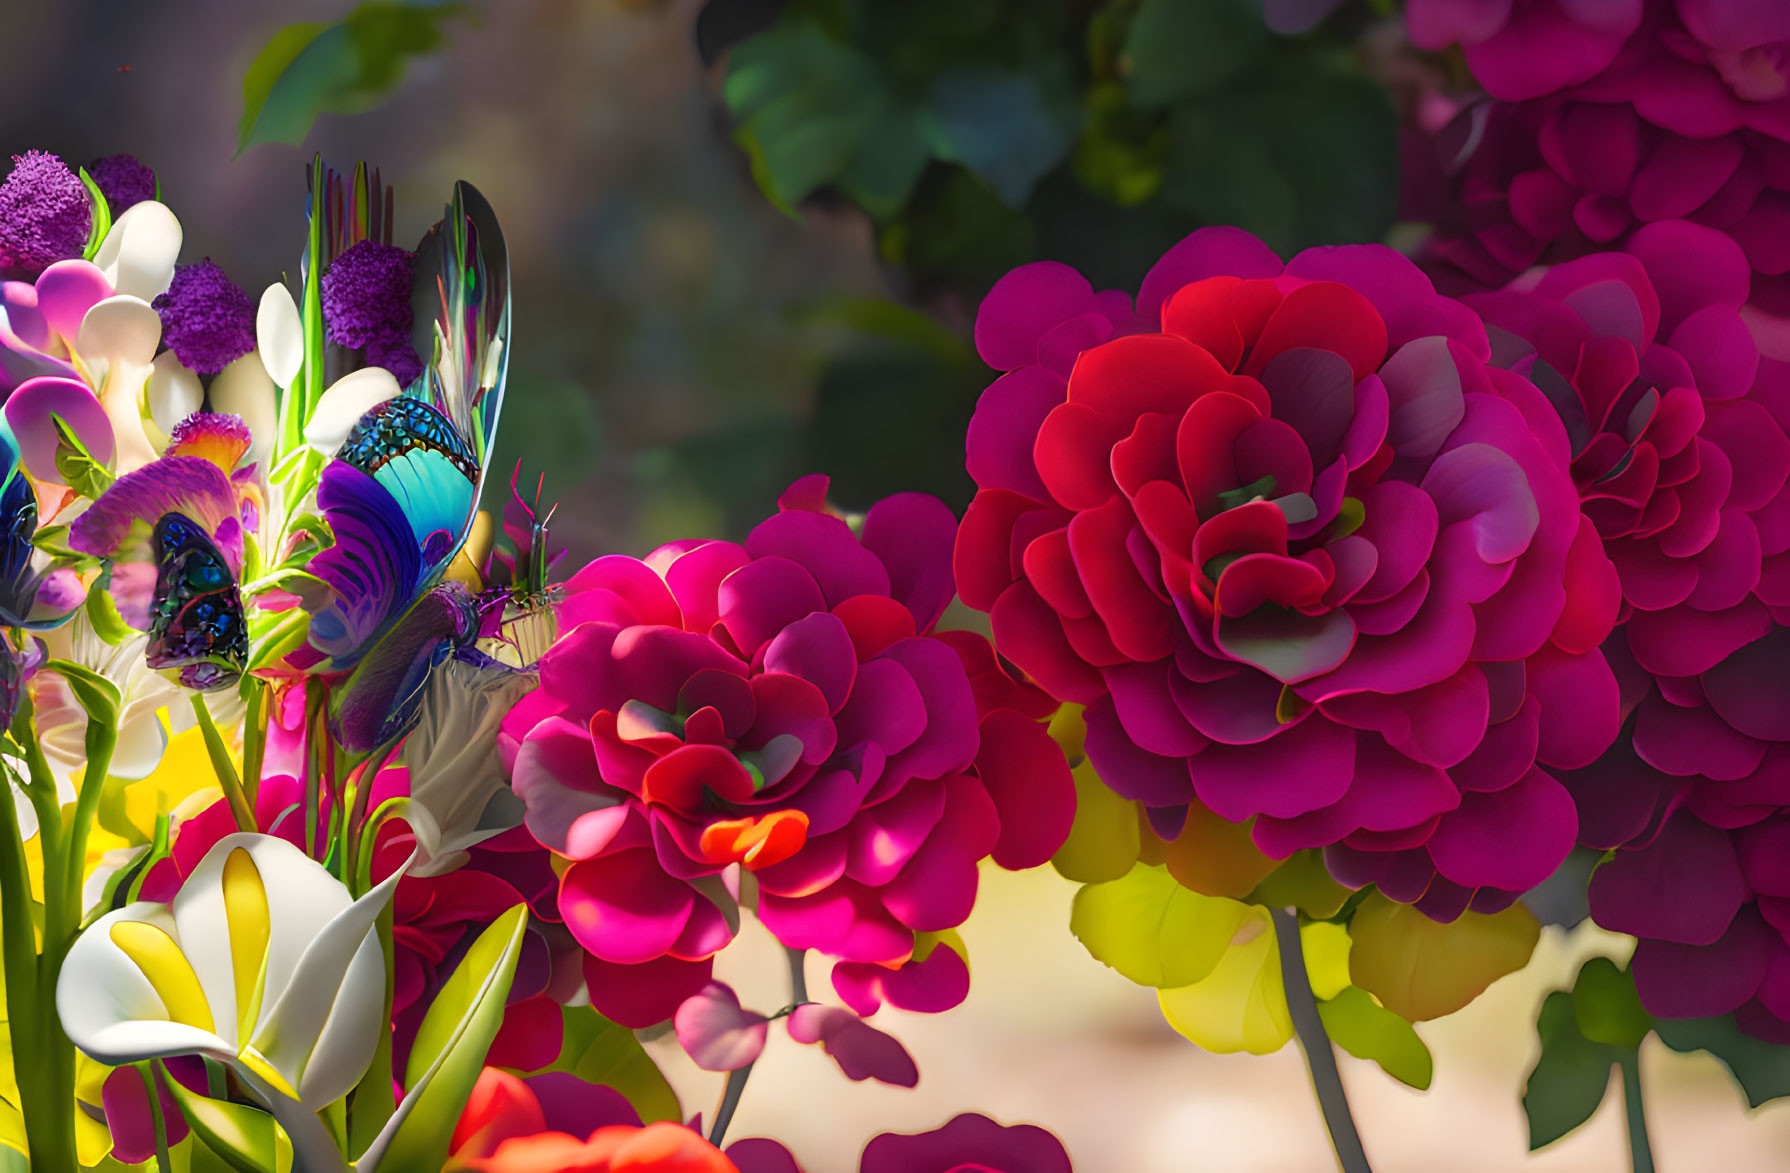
[
  {"left": 1466, "top": 222, "right": 1790, "bottom": 669},
  {"left": 956, "top": 228, "right": 1623, "bottom": 919},
  {"left": 499, "top": 478, "right": 1072, "bottom": 1025},
  {"left": 724, "top": 1114, "right": 1074, "bottom": 1173},
  {"left": 1565, "top": 625, "right": 1790, "bottom": 1041},
  {"left": 1405, "top": 0, "right": 1643, "bottom": 102},
  {"left": 1412, "top": 2, "right": 1790, "bottom": 291}
]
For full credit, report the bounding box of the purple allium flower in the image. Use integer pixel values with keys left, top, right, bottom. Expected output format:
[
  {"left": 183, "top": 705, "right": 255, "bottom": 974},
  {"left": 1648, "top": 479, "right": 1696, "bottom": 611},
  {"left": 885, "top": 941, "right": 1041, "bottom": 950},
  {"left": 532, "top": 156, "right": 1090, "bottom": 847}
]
[
  {"left": 321, "top": 238, "right": 415, "bottom": 349},
  {"left": 87, "top": 153, "right": 156, "bottom": 214},
  {"left": 365, "top": 325, "right": 423, "bottom": 389},
  {"left": 151, "top": 260, "right": 257, "bottom": 375},
  {"left": 0, "top": 150, "right": 93, "bottom": 281}
]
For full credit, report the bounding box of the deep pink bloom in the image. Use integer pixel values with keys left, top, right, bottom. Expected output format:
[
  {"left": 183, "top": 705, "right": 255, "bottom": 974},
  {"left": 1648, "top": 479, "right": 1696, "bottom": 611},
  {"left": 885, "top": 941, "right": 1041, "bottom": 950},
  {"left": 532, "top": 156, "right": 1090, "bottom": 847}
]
[
  {"left": 1465, "top": 224, "right": 1790, "bottom": 650},
  {"left": 957, "top": 228, "right": 1622, "bottom": 918},
  {"left": 1565, "top": 625, "right": 1790, "bottom": 1040},
  {"left": 500, "top": 479, "right": 1072, "bottom": 1025},
  {"left": 724, "top": 1115, "right": 1074, "bottom": 1173},
  {"left": 1411, "top": 2, "right": 1790, "bottom": 292},
  {"left": 1405, "top": 0, "right": 1643, "bottom": 102}
]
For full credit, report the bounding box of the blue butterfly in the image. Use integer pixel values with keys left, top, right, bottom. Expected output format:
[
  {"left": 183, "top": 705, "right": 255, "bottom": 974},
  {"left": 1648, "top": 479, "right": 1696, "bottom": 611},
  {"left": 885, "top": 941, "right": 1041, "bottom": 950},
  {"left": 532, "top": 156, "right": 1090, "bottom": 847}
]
[
  {"left": 307, "top": 180, "right": 511, "bottom": 751},
  {"left": 146, "top": 512, "right": 248, "bottom": 691}
]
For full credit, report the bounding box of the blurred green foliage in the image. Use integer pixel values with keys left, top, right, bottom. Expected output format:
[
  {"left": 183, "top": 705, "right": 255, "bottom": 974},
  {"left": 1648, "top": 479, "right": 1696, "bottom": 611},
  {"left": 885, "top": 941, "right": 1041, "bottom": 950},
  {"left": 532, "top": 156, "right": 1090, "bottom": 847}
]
[
  {"left": 711, "top": 0, "right": 1398, "bottom": 298},
  {"left": 238, "top": 1, "right": 461, "bottom": 155}
]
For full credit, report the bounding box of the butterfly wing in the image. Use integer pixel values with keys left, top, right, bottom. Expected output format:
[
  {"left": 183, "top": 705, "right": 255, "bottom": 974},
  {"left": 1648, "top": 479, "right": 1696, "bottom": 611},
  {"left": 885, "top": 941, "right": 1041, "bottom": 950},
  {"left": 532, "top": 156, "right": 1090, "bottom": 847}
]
[
  {"left": 146, "top": 512, "right": 247, "bottom": 692},
  {"left": 408, "top": 179, "right": 510, "bottom": 495}
]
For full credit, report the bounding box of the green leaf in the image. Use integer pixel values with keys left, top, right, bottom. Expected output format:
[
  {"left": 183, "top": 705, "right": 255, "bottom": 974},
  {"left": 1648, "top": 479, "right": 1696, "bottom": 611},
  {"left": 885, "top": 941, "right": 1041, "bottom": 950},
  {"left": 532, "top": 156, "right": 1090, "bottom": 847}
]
[
  {"left": 1121, "top": 0, "right": 1270, "bottom": 108},
  {"left": 84, "top": 572, "right": 137, "bottom": 646},
  {"left": 925, "top": 68, "right": 1081, "bottom": 208},
  {"left": 1249, "top": 849, "right": 1353, "bottom": 919},
  {"left": 357, "top": 903, "right": 528, "bottom": 1173},
  {"left": 1524, "top": 991, "right": 1618, "bottom": 1150},
  {"left": 43, "top": 658, "right": 123, "bottom": 731},
  {"left": 1317, "top": 986, "right": 1433, "bottom": 1090},
  {"left": 78, "top": 167, "right": 113, "bottom": 262},
  {"left": 1571, "top": 958, "right": 1651, "bottom": 1050},
  {"left": 1070, "top": 862, "right": 1254, "bottom": 988},
  {"left": 1159, "top": 70, "right": 1398, "bottom": 255},
  {"left": 237, "top": 2, "right": 460, "bottom": 154},
  {"left": 1347, "top": 892, "right": 1539, "bottom": 1022},
  {"left": 532, "top": 1005, "right": 681, "bottom": 1125},
  {"left": 1656, "top": 1014, "right": 1790, "bottom": 1108},
  {"left": 160, "top": 1073, "right": 277, "bottom": 1173},
  {"left": 724, "top": 23, "right": 905, "bottom": 213},
  {"left": 51, "top": 414, "right": 114, "bottom": 500}
]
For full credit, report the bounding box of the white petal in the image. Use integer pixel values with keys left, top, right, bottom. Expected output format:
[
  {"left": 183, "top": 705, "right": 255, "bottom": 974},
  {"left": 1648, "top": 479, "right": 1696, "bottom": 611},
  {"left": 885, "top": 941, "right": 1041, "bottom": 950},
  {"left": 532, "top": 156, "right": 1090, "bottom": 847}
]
[
  {"left": 10, "top": 781, "right": 36, "bottom": 841},
  {"left": 303, "top": 367, "right": 400, "bottom": 457},
  {"left": 56, "top": 903, "right": 233, "bottom": 1068},
  {"left": 148, "top": 351, "right": 203, "bottom": 439},
  {"left": 295, "top": 930, "right": 387, "bottom": 1107},
  {"left": 94, "top": 201, "right": 182, "bottom": 302},
  {"left": 172, "top": 834, "right": 352, "bottom": 1053},
  {"left": 210, "top": 353, "right": 279, "bottom": 470},
  {"left": 78, "top": 295, "right": 161, "bottom": 369},
  {"left": 250, "top": 856, "right": 407, "bottom": 1107},
  {"left": 256, "top": 283, "right": 303, "bottom": 389},
  {"left": 101, "top": 364, "right": 161, "bottom": 474}
]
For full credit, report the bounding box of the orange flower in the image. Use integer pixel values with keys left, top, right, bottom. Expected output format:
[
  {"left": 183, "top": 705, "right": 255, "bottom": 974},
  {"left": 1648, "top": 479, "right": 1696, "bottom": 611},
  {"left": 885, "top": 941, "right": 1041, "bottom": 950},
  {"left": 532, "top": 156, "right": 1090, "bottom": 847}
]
[{"left": 467, "top": 1121, "right": 740, "bottom": 1173}]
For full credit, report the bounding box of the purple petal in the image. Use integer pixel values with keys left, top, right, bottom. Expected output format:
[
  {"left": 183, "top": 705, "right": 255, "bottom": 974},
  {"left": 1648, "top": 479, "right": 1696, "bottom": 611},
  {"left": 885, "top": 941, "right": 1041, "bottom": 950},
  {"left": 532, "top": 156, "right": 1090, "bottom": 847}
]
[
  {"left": 785, "top": 1004, "right": 919, "bottom": 1087},
  {"left": 673, "top": 981, "right": 770, "bottom": 1072},
  {"left": 861, "top": 493, "right": 960, "bottom": 634},
  {"left": 1590, "top": 813, "right": 1748, "bottom": 945}
]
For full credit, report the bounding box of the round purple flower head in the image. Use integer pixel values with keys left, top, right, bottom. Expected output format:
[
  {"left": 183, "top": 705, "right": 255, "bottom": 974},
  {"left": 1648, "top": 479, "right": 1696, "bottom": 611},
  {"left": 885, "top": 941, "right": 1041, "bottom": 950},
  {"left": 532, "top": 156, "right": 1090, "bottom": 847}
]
[
  {"left": 365, "top": 328, "right": 423, "bottom": 390},
  {"left": 0, "top": 150, "right": 92, "bottom": 280},
  {"left": 321, "top": 239, "right": 415, "bottom": 348},
  {"left": 152, "top": 260, "right": 257, "bottom": 375},
  {"left": 87, "top": 154, "right": 156, "bottom": 215}
]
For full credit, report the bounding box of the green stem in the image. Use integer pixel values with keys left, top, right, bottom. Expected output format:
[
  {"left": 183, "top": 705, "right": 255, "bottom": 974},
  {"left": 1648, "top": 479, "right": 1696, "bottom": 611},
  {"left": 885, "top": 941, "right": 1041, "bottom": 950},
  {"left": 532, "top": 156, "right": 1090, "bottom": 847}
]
[
  {"left": 1271, "top": 907, "right": 1372, "bottom": 1173},
  {"left": 1618, "top": 1051, "right": 1656, "bottom": 1173},
  {"left": 707, "top": 1062, "right": 753, "bottom": 1148},
  {"left": 192, "top": 694, "right": 255, "bottom": 832},
  {"left": 138, "top": 1063, "right": 173, "bottom": 1173},
  {"left": 0, "top": 763, "right": 49, "bottom": 1168},
  {"left": 240, "top": 676, "right": 267, "bottom": 810}
]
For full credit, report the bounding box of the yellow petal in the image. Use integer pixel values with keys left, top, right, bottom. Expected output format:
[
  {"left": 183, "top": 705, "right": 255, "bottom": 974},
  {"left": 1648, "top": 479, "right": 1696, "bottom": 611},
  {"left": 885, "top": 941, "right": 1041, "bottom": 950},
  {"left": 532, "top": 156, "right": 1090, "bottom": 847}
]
[
  {"left": 110, "top": 920, "right": 217, "bottom": 1033},
  {"left": 1156, "top": 908, "right": 1294, "bottom": 1055},
  {"left": 224, "top": 847, "right": 272, "bottom": 1042},
  {"left": 1300, "top": 919, "right": 1352, "bottom": 1002}
]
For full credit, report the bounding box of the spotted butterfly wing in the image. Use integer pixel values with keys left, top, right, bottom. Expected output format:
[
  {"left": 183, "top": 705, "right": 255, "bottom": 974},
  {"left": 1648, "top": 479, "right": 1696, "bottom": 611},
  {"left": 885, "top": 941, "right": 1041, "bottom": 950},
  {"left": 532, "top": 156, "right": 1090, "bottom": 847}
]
[{"left": 146, "top": 512, "right": 248, "bottom": 692}]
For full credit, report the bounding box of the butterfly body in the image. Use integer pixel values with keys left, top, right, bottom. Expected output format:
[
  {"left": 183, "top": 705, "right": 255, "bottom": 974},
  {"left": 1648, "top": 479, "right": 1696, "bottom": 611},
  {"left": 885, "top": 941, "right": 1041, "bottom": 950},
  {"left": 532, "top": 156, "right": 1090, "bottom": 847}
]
[{"left": 147, "top": 511, "right": 247, "bottom": 691}]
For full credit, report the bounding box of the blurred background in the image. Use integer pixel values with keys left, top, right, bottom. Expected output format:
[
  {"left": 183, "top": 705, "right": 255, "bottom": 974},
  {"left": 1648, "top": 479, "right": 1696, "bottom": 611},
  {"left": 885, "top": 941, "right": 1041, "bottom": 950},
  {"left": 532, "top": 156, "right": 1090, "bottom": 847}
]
[{"left": 4, "top": 0, "right": 1789, "bottom": 1168}]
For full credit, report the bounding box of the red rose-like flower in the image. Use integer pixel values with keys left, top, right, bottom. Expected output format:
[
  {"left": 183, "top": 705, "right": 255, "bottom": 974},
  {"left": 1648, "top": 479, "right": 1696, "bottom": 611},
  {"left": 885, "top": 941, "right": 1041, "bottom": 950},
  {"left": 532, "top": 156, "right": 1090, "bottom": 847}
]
[
  {"left": 500, "top": 479, "right": 1071, "bottom": 1025},
  {"left": 957, "top": 228, "right": 1623, "bottom": 918},
  {"left": 1467, "top": 222, "right": 1790, "bottom": 664}
]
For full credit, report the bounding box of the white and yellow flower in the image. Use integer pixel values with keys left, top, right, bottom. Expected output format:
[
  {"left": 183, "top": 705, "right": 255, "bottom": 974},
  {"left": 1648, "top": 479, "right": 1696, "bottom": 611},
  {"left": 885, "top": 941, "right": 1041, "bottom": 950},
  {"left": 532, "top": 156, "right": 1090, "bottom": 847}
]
[{"left": 57, "top": 833, "right": 405, "bottom": 1170}]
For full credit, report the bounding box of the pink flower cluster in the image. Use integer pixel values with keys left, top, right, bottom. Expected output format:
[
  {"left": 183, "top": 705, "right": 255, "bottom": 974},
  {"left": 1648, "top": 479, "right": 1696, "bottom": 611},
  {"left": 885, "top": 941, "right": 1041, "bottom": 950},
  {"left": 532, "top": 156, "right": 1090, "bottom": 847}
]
[
  {"left": 956, "top": 227, "right": 1623, "bottom": 920},
  {"left": 1408, "top": 0, "right": 1790, "bottom": 306},
  {"left": 1401, "top": 0, "right": 1790, "bottom": 1040},
  {"left": 499, "top": 478, "right": 1071, "bottom": 1027}
]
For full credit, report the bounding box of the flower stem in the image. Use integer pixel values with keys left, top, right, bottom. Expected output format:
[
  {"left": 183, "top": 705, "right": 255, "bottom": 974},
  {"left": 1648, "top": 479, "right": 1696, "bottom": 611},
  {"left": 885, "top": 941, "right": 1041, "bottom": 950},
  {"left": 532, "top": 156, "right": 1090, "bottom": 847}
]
[
  {"left": 1618, "top": 1051, "right": 1655, "bottom": 1173},
  {"left": 192, "top": 694, "right": 256, "bottom": 832},
  {"left": 1270, "top": 907, "right": 1372, "bottom": 1173},
  {"left": 708, "top": 1062, "right": 754, "bottom": 1148},
  {"left": 785, "top": 946, "right": 809, "bottom": 1006},
  {"left": 138, "top": 1063, "right": 173, "bottom": 1173}
]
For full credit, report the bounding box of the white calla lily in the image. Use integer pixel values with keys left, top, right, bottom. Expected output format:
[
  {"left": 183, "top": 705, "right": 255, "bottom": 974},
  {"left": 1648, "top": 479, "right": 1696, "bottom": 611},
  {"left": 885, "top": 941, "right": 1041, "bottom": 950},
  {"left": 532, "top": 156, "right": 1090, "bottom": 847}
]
[
  {"left": 75, "top": 294, "right": 161, "bottom": 473},
  {"left": 146, "top": 350, "right": 203, "bottom": 441},
  {"left": 58, "top": 834, "right": 406, "bottom": 1172},
  {"left": 35, "top": 624, "right": 180, "bottom": 783},
  {"left": 92, "top": 200, "right": 181, "bottom": 302},
  {"left": 401, "top": 656, "right": 537, "bottom": 876},
  {"left": 255, "top": 283, "right": 303, "bottom": 389},
  {"left": 303, "top": 366, "right": 402, "bottom": 457},
  {"left": 210, "top": 352, "right": 279, "bottom": 470}
]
